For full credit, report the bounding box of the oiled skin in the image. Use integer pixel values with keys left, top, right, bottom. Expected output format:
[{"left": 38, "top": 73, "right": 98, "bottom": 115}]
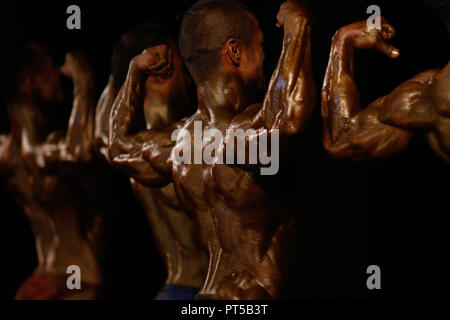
[
  {"left": 322, "top": 19, "right": 450, "bottom": 162},
  {"left": 108, "top": 1, "right": 315, "bottom": 299},
  {"left": 0, "top": 51, "right": 104, "bottom": 299},
  {"left": 95, "top": 43, "right": 207, "bottom": 289}
]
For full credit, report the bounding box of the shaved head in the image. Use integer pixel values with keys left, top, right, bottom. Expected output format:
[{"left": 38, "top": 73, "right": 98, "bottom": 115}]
[
  {"left": 178, "top": 0, "right": 260, "bottom": 84},
  {"left": 0, "top": 32, "right": 47, "bottom": 103}
]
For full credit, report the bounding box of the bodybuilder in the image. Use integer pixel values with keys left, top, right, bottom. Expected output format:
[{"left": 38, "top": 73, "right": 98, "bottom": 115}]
[
  {"left": 321, "top": 6, "right": 449, "bottom": 162},
  {"left": 0, "top": 41, "right": 108, "bottom": 299},
  {"left": 95, "top": 24, "right": 208, "bottom": 299},
  {"left": 108, "top": 0, "right": 315, "bottom": 299}
]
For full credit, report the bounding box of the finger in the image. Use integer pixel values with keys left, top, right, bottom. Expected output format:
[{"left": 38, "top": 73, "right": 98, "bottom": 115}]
[
  {"left": 147, "top": 53, "right": 173, "bottom": 76},
  {"left": 156, "top": 45, "right": 170, "bottom": 65},
  {"left": 148, "top": 55, "right": 168, "bottom": 71},
  {"left": 142, "top": 45, "right": 168, "bottom": 63},
  {"left": 376, "top": 41, "right": 400, "bottom": 58},
  {"left": 276, "top": 3, "right": 285, "bottom": 28},
  {"left": 276, "top": 12, "right": 283, "bottom": 28},
  {"left": 59, "top": 63, "right": 68, "bottom": 74},
  {"left": 159, "top": 44, "right": 169, "bottom": 58},
  {"left": 60, "top": 54, "right": 72, "bottom": 76},
  {"left": 148, "top": 44, "right": 169, "bottom": 57},
  {"left": 381, "top": 23, "right": 396, "bottom": 40},
  {"left": 149, "top": 62, "right": 172, "bottom": 77},
  {"left": 140, "top": 52, "right": 161, "bottom": 68}
]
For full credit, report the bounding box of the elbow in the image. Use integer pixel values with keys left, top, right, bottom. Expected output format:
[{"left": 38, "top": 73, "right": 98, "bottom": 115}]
[
  {"left": 107, "top": 140, "right": 122, "bottom": 166},
  {"left": 281, "top": 104, "right": 315, "bottom": 136},
  {"left": 280, "top": 122, "right": 304, "bottom": 137},
  {"left": 107, "top": 128, "right": 126, "bottom": 161},
  {"left": 323, "top": 139, "right": 341, "bottom": 159},
  {"left": 107, "top": 150, "right": 131, "bottom": 175},
  {"left": 108, "top": 153, "right": 170, "bottom": 189},
  {"left": 133, "top": 174, "right": 170, "bottom": 189},
  {"left": 323, "top": 145, "right": 346, "bottom": 160},
  {"left": 94, "top": 129, "right": 109, "bottom": 157},
  {"left": 322, "top": 135, "right": 355, "bottom": 160}
]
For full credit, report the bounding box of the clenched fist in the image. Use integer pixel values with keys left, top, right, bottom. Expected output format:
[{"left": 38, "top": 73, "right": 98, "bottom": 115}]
[
  {"left": 276, "top": 0, "right": 313, "bottom": 31},
  {"left": 337, "top": 18, "right": 400, "bottom": 58},
  {"left": 60, "top": 51, "right": 93, "bottom": 81},
  {"left": 131, "top": 44, "right": 174, "bottom": 77}
]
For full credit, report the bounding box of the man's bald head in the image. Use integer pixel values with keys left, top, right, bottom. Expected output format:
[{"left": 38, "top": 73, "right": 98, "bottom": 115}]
[
  {"left": 0, "top": 31, "right": 61, "bottom": 104},
  {"left": 178, "top": 0, "right": 260, "bottom": 84}
]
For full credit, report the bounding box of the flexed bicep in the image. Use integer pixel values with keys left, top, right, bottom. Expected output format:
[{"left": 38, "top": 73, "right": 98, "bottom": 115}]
[
  {"left": 325, "top": 98, "right": 412, "bottom": 160},
  {"left": 108, "top": 46, "right": 176, "bottom": 187},
  {"left": 321, "top": 19, "right": 413, "bottom": 161}
]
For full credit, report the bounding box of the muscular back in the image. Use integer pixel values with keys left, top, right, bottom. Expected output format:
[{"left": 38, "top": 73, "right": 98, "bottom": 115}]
[
  {"left": 169, "top": 111, "right": 293, "bottom": 299},
  {"left": 2, "top": 133, "right": 105, "bottom": 299},
  {"left": 1, "top": 50, "right": 105, "bottom": 298},
  {"left": 130, "top": 179, "right": 207, "bottom": 288},
  {"left": 109, "top": 1, "right": 315, "bottom": 299}
]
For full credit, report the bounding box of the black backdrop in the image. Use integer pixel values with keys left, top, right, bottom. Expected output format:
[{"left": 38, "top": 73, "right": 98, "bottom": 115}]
[{"left": 2, "top": 0, "right": 449, "bottom": 299}]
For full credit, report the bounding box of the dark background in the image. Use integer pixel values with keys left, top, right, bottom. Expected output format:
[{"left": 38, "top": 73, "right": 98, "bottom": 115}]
[{"left": 2, "top": 0, "right": 449, "bottom": 299}]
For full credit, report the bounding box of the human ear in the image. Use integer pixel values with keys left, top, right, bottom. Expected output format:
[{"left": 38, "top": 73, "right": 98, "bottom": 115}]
[{"left": 226, "top": 38, "right": 241, "bottom": 67}]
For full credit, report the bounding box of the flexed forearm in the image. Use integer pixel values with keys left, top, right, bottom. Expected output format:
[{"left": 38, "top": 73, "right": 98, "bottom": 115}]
[
  {"left": 321, "top": 29, "right": 360, "bottom": 146},
  {"left": 109, "top": 65, "right": 147, "bottom": 158},
  {"left": 64, "top": 66, "right": 95, "bottom": 162},
  {"left": 257, "top": 1, "right": 315, "bottom": 137},
  {"left": 95, "top": 75, "right": 118, "bottom": 158},
  {"left": 21, "top": 54, "right": 96, "bottom": 170}
]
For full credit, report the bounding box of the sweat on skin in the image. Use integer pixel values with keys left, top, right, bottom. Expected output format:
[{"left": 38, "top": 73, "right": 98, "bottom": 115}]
[{"left": 170, "top": 120, "right": 280, "bottom": 175}]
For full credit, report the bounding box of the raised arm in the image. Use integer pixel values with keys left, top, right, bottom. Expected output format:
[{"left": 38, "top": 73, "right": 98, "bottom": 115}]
[
  {"left": 95, "top": 75, "right": 118, "bottom": 159},
  {"left": 321, "top": 19, "right": 416, "bottom": 161},
  {"left": 21, "top": 52, "right": 95, "bottom": 171},
  {"left": 254, "top": 0, "right": 315, "bottom": 137},
  {"left": 108, "top": 45, "right": 176, "bottom": 187}
]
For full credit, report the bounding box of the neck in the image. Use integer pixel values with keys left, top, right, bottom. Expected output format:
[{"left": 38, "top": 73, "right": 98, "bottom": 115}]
[
  {"left": 143, "top": 88, "right": 175, "bottom": 130},
  {"left": 196, "top": 73, "right": 247, "bottom": 129}
]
